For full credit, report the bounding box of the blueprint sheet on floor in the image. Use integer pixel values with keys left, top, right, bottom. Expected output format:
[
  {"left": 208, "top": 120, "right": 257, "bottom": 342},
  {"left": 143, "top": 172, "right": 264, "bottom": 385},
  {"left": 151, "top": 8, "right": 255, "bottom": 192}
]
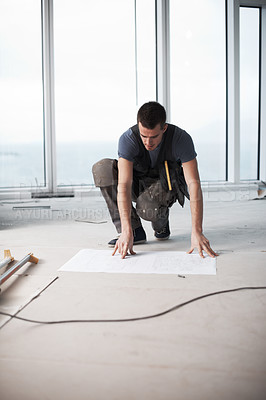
[{"left": 58, "top": 249, "right": 216, "bottom": 275}]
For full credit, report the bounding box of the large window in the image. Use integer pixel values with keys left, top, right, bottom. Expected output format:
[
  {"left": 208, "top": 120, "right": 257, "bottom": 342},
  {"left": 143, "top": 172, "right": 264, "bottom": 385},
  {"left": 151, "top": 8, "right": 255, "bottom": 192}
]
[
  {"left": 240, "top": 6, "right": 260, "bottom": 180},
  {"left": 0, "top": 0, "right": 44, "bottom": 188},
  {"left": 0, "top": 0, "right": 265, "bottom": 193},
  {"left": 54, "top": 0, "right": 137, "bottom": 186},
  {"left": 169, "top": 0, "right": 226, "bottom": 181}
]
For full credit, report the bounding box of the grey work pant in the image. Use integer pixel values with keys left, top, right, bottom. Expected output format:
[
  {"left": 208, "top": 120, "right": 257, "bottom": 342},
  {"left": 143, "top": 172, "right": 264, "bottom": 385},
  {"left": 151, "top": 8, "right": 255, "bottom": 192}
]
[{"left": 92, "top": 158, "right": 177, "bottom": 233}]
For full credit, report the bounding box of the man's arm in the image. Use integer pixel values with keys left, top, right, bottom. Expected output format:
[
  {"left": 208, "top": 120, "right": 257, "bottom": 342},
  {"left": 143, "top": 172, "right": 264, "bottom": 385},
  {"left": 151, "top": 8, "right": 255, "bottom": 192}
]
[
  {"left": 112, "top": 157, "right": 136, "bottom": 259},
  {"left": 182, "top": 158, "right": 218, "bottom": 258}
]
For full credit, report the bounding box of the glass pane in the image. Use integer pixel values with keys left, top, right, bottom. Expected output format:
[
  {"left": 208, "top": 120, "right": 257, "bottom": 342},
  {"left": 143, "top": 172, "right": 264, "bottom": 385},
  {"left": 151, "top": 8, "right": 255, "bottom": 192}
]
[
  {"left": 169, "top": 0, "right": 226, "bottom": 181},
  {"left": 54, "top": 0, "right": 138, "bottom": 186},
  {"left": 240, "top": 7, "right": 260, "bottom": 180},
  {"left": 0, "top": 0, "right": 44, "bottom": 188},
  {"left": 135, "top": 0, "right": 156, "bottom": 106}
]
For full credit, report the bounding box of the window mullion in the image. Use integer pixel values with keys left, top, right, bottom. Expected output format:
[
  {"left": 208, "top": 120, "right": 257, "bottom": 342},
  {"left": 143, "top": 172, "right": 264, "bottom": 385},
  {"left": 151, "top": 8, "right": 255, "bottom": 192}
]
[
  {"left": 227, "top": 0, "right": 240, "bottom": 183},
  {"left": 41, "top": 0, "right": 57, "bottom": 194},
  {"left": 259, "top": 6, "right": 266, "bottom": 181},
  {"left": 156, "top": 0, "right": 170, "bottom": 117}
]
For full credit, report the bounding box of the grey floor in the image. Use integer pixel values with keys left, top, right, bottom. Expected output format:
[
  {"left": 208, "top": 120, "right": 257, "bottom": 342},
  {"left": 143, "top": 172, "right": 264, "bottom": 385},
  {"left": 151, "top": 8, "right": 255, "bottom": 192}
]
[{"left": 0, "top": 191, "right": 266, "bottom": 400}]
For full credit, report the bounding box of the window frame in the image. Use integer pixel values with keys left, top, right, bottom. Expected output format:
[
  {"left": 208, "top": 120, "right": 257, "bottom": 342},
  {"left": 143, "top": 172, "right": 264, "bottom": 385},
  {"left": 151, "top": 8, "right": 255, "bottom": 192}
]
[{"left": 227, "top": 0, "right": 266, "bottom": 183}]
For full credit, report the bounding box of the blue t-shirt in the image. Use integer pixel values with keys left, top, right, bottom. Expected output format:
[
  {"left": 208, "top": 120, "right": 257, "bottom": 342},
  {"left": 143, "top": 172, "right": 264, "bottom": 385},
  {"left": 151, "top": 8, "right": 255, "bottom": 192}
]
[{"left": 118, "top": 125, "right": 197, "bottom": 168}]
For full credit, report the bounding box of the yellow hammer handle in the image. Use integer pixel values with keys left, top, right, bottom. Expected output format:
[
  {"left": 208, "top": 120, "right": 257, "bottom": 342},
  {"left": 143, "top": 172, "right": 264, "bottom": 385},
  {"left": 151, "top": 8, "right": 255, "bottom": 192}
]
[{"left": 164, "top": 161, "right": 172, "bottom": 191}]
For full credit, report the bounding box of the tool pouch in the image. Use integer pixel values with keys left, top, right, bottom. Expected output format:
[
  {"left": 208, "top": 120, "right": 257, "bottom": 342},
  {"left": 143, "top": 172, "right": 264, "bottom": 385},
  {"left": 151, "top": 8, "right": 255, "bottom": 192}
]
[{"left": 159, "top": 160, "right": 190, "bottom": 207}]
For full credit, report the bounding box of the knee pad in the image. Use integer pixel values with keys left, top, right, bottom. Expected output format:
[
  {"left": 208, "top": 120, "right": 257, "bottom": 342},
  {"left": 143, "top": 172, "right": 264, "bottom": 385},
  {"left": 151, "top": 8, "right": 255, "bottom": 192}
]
[
  {"left": 136, "top": 199, "right": 159, "bottom": 222},
  {"left": 136, "top": 181, "right": 173, "bottom": 222},
  {"left": 92, "top": 158, "right": 118, "bottom": 187}
]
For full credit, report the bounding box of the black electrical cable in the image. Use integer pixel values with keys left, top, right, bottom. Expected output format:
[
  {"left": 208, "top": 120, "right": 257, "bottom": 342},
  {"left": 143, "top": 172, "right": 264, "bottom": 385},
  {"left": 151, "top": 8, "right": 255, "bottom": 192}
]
[{"left": 0, "top": 286, "right": 265, "bottom": 325}]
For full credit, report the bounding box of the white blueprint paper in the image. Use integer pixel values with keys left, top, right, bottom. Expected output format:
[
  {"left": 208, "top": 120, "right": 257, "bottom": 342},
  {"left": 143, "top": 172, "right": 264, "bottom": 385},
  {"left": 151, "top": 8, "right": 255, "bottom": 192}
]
[{"left": 59, "top": 249, "right": 216, "bottom": 275}]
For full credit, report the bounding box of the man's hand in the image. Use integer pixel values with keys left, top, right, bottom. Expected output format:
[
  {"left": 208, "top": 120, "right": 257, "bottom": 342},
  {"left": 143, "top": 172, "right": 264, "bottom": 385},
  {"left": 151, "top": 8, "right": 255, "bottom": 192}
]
[
  {"left": 113, "top": 158, "right": 135, "bottom": 259},
  {"left": 187, "top": 231, "right": 218, "bottom": 258},
  {"left": 112, "top": 231, "right": 136, "bottom": 259}
]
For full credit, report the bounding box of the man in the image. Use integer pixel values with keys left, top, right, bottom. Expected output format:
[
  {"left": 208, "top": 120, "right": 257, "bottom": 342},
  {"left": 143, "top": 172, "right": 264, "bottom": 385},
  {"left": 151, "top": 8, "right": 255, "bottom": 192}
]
[{"left": 93, "top": 101, "right": 217, "bottom": 259}]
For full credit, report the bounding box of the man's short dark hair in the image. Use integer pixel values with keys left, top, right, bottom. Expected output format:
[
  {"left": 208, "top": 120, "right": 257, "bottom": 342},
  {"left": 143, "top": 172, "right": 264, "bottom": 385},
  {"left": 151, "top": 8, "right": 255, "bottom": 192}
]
[{"left": 137, "top": 101, "right": 166, "bottom": 129}]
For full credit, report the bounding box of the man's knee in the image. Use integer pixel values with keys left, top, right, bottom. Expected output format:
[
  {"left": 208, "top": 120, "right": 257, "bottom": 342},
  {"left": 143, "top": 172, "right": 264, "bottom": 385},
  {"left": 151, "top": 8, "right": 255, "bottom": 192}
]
[
  {"left": 135, "top": 181, "right": 173, "bottom": 222},
  {"left": 92, "top": 158, "right": 118, "bottom": 187},
  {"left": 136, "top": 188, "right": 161, "bottom": 222},
  {"left": 136, "top": 201, "right": 158, "bottom": 222}
]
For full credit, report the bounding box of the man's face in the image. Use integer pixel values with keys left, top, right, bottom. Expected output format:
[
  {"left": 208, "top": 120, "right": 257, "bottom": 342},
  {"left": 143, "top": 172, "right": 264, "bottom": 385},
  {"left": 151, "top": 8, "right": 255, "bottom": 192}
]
[{"left": 139, "top": 122, "right": 168, "bottom": 151}]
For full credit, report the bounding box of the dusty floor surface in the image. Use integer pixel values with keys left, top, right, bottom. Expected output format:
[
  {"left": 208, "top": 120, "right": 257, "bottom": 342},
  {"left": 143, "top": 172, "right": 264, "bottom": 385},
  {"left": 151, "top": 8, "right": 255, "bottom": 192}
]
[{"left": 0, "top": 194, "right": 266, "bottom": 400}]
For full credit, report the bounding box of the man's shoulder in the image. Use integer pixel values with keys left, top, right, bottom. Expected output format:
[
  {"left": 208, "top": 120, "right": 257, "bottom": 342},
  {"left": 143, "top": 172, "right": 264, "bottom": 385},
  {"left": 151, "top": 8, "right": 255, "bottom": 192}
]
[
  {"left": 170, "top": 123, "right": 186, "bottom": 135},
  {"left": 170, "top": 124, "right": 192, "bottom": 142},
  {"left": 170, "top": 124, "right": 197, "bottom": 163},
  {"left": 120, "top": 127, "right": 137, "bottom": 142},
  {"left": 118, "top": 127, "right": 139, "bottom": 161}
]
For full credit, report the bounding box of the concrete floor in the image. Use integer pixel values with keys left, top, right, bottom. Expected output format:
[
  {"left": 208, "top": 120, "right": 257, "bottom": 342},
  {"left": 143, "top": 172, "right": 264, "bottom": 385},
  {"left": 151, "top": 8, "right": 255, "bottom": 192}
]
[{"left": 0, "top": 192, "right": 266, "bottom": 400}]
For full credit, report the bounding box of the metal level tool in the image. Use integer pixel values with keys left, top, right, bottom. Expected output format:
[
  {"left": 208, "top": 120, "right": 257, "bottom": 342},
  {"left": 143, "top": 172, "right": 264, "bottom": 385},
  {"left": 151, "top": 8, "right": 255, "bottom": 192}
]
[{"left": 0, "top": 253, "right": 39, "bottom": 286}]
